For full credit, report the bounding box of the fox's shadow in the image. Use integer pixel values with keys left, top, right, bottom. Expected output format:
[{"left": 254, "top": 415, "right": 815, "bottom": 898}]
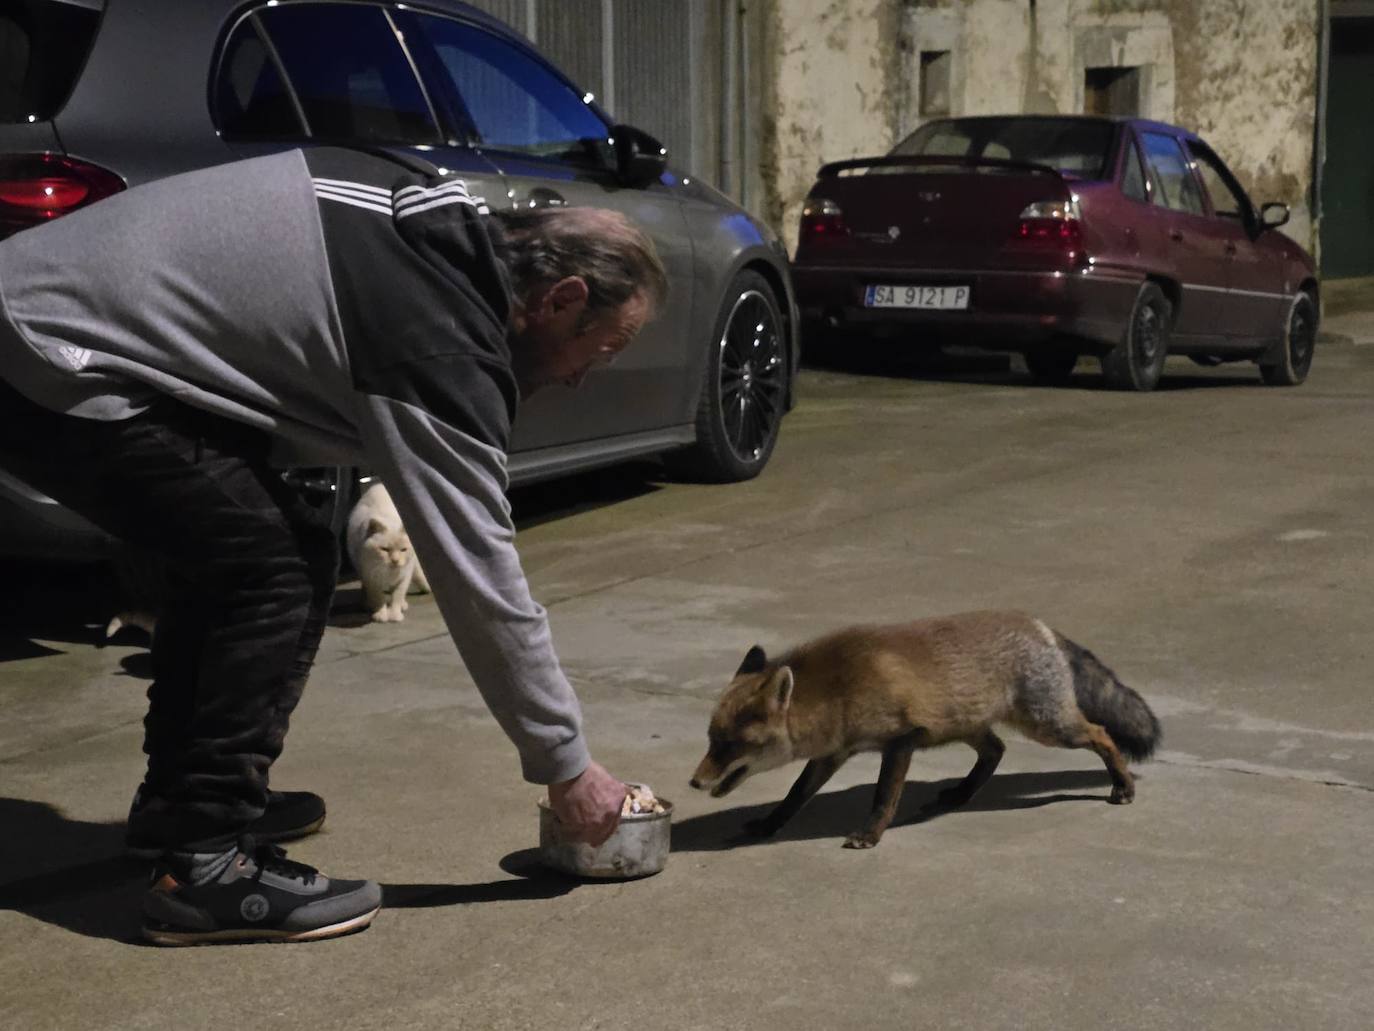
[{"left": 671, "top": 769, "right": 1116, "bottom": 852}]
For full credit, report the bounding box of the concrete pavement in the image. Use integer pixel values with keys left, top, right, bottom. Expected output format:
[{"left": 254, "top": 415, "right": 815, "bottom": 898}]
[{"left": 3, "top": 341, "right": 1372, "bottom": 1030}]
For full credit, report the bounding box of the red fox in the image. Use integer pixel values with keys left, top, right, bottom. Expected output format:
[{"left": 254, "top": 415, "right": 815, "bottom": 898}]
[{"left": 689, "top": 611, "right": 1161, "bottom": 848}]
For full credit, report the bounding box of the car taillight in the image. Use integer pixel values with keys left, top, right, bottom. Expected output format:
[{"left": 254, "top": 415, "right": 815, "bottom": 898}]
[
  {"left": 0, "top": 154, "right": 126, "bottom": 239},
  {"left": 1014, "top": 198, "right": 1083, "bottom": 248},
  {"left": 800, "top": 197, "right": 848, "bottom": 242}
]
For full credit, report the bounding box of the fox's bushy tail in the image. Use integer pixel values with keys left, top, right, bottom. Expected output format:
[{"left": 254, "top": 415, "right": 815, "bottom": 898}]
[{"left": 1058, "top": 635, "right": 1161, "bottom": 761}]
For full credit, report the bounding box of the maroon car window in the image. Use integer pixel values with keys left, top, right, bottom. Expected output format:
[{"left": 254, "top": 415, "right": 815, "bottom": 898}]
[
  {"left": 1188, "top": 144, "right": 1248, "bottom": 220},
  {"left": 1121, "top": 139, "right": 1148, "bottom": 202},
  {"left": 891, "top": 117, "right": 1114, "bottom": 178},
  {"left": 1140, "top": 132, "right": 1205, "bottom": 215},
  {"left": 255, "top": 3, "right": 441, "bottom": 145}
]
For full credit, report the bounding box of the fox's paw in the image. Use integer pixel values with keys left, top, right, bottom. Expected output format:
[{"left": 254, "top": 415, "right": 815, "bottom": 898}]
[
  {"left": 842, "top": 830, "right": 881, "bottom": 849},
  {"left": 743, "top": 818, "right": 779, "bottom": 838},
  {"left": 1109, "top": 787, "right": 1134, "bottom": 805}
]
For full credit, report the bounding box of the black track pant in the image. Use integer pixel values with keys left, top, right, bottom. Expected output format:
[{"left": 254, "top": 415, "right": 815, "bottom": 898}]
[{"left": 0, "top": 377, "right": 337, "bottom": 850}]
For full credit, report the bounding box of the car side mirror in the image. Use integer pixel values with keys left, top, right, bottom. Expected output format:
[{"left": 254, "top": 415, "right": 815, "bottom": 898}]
[
  {"left": 610, "top": 124, "right": 668, "bottom": 187},
  {"left": 1259, "top": 202, "right": 1290, "bottom": 231}
]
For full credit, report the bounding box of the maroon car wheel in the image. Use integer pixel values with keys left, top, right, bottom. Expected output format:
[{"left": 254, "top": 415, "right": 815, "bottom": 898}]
[
  {"left": 670, "top": 270, "right": 787, "bottom": 482},
  {"left": 1103, "top": 282, "right": 1172, "bottom": 392},
  {"left": 1260, "top": 291, "right": 1316, "bottom": 387}
]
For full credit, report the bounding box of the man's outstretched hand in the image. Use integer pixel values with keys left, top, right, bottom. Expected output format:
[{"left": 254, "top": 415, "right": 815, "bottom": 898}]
[{"left": 548, "top": 760, "right": 626, "bottom": 846}]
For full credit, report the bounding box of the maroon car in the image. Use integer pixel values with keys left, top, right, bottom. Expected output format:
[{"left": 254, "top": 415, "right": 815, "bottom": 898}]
[{"left": 791, "top": 115, "right": 1319, "bottom": 391}]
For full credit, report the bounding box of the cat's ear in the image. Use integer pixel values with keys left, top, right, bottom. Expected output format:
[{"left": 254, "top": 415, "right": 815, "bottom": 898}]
[{"left": 367, "top": 518, "right": 386, "bottom": 538}]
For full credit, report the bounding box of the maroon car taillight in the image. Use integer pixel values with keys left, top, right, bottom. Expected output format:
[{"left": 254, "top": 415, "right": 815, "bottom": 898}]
[
  {"left": 0, "top": 154, "right": 126, "bottom": 239},
  {"left": 799, "top": 197, "right": 848, "bottom": 243},
  {"left": 1014, "top": 198, "right": 1082, "bottom": 243}
]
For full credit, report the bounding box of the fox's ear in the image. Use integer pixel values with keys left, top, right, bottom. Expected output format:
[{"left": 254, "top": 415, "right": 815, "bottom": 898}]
[
  {"left": 767, "top": 666, "right": 794, "bottom": 712},
  {"left": 736, "top": 644, "right": 768, "bottom": 677}
]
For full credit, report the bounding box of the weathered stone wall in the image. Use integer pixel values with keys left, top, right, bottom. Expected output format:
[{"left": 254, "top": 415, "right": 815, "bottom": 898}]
[
  {"left": 755, "top": 0, "right": 904, "bottom": 251},
  {"left": 1170, "top": 0, "right": 1320, "bottom": 247},
  {"left": 758, "top": 0, "right": 1320, "bottom": 253}
]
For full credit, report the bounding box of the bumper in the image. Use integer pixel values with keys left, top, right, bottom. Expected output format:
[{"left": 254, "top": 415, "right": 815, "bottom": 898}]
[
  {"left": 0, "top": 470, "right": 116, "bottom": 561},
  {"left": 792, "top": 264, "right": 1141, "bottom": 349}
]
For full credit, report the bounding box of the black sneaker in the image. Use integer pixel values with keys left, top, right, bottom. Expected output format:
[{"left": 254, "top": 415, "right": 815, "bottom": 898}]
[
  {"left": 126, "top": 788, "right": 327, "bottom": 858},
  {"left": 141, "top": 835, "right": 381, "bottom": 946}
]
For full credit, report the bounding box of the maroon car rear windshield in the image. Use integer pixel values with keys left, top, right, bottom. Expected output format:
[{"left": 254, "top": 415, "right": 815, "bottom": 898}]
[
  {"left": 891, "top": 117, "right": 1116, "bottom": 179},
  {"left": 0, "top": 0, "right": 104, "bottom": 124}
]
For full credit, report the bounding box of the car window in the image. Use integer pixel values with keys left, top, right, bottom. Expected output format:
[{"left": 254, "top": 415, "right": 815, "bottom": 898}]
[
  {"left": 1187, "top": 143, "right": 1249, "bottom": 221},
  {"left": 916, "top": 126, "right": 975, "bottom": 156},
  {"left": 398, "top": 12, "right": 612, "bottom": 167},
  {"left": 0, "top": 0, "right": 103, "bottom": 123},
  {"left": 255, "top": 2, "right": 439, "bottom": 144},
  {"left": 214, "top": 18, "right": 303, "bottom": 138},
  {"left": 1121, "top": 139, "right": 1148, "bottom": 202},
  {"left": 1140, "top": 132, "right": 1205, "bottom": 215},
  {"left": 890, "top": 117, "right": 1115, "bottom": 177}
]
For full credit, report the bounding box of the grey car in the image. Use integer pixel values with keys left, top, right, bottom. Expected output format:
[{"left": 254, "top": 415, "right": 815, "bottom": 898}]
[{"left": 0, "top": 0, "right": 798, "bottom": 557}]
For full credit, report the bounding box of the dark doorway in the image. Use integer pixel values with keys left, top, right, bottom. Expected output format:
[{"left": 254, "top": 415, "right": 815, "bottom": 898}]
[
  {"left": 1321, "top": 17, "right": 1374, "bottom": 277},
  {"left": 1083, "top": 66, "right": 1140, "bottom": 116}
]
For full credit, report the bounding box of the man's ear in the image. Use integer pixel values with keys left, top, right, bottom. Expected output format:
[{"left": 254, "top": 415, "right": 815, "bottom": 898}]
[
  {"left": 736, "top": 644, "right": 768, "bottom": 676},
  {"left": 767, "top": 666, "right": 794, "bottom": 712},
  {"left": 543, "top": 275, "right": 589, "bottom": 316}
]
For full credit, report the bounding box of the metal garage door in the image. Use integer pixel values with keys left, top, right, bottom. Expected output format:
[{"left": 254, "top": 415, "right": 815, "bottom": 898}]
[{"left": 463, "top": 0, "right": 717, "bottom": 185}]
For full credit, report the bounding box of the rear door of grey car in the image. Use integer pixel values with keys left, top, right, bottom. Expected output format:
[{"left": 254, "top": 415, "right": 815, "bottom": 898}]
[{"left": 212, "top": 2, "right": 505, "bottom": 213}]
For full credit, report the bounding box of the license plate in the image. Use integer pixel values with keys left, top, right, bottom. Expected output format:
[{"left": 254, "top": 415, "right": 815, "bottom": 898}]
[{"left": 864, "top": 284, "right": 970, "bottom": 310}]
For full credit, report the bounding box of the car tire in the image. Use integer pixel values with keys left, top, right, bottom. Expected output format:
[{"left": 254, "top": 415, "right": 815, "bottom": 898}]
[
  {"left": 1259, "top": 290, "right": 1316, "bottom": 386},
  {"left": 1102, "top": 282, "right": 1171, "bottom": 392},
  {"left": 668, "top": 270, "right": 788, "bottom": 483},
  {"left": 1025, "top": 348, "right": 1078, "bottom": 385}
]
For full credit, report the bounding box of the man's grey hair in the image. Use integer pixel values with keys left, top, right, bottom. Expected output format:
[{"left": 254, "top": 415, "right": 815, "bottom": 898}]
[{"left": 490, "top": 206, "right": 668, "bottom": 318}]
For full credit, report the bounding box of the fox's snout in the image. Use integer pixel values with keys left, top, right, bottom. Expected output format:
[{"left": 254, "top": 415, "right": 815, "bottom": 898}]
[{"left": 690, "top": 756, "right": 752, "bottom": 797}]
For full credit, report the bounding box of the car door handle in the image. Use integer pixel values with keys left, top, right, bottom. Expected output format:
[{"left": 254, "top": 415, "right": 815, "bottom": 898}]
[
  {"left": 524, "top": 187, "right": 567, "bottom": 209},
  {"left": 1169, "top": 229, "right": 1184, "bottom": 242},
  {"left": 1224, "top": 242, "right": 1238, "bottom": 255}
]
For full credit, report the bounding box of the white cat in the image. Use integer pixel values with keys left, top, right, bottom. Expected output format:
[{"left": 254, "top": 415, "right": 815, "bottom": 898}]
[{"left": 345, "top": 482, "right": 430, "bottom": 623}]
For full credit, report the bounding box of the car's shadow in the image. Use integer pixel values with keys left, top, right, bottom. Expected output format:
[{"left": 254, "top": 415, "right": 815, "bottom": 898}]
[
  {"left": 325, "top": 462, "right": 665, "bottom": 629},
  {"left": 5, "top": 462, "right": 669, "bottom": 645},
  {"left": 804, "top": 346, "right": 1259, "bottom": 390},
  {"left": 508, "top": 460, "right": 665, "bottom": 531},
  {"left": 671, "top": 769, "right": 1116, "bottom": 851},
  {"left": 0, "top": 560, "right": 118, "bottom": 661}
]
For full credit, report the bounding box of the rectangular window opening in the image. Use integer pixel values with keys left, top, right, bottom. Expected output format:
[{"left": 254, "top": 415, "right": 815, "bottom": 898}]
[
  {"left": 919, "top": 50, "right": 951, "bottom": 117},
  {"left": 1083, "top": 65, "right": 1140, "bottom": 117}
]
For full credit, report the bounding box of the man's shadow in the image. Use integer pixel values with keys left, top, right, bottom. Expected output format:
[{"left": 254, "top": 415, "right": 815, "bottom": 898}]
[
  {"left": 0, "top": 797, "right": 587, "bottom": 944},
  {"left": 0, "top": 798, "right": 146, "bottom": 943},
  {"left": 671, "top": 769, "right": 1115, "bottom": 851}
]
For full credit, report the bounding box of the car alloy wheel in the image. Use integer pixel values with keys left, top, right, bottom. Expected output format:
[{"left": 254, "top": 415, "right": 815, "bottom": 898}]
[
  {"left": 719, "top": 290, "right": 786, "bottom": 463},
  {"left": 670, "top": 270, "right": 787, "bottom": 482},
  {"left": 1260, "top": 290, "right": 1316, "bottom": 386},
  {"left": 1103, "top": 282, "right": 1171, "bottom": 392}
]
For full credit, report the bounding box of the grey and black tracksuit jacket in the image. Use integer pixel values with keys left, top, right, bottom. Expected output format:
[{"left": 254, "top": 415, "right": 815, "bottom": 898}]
[{"left": 0, "top": 147, "right": 588, "bottom": 784}]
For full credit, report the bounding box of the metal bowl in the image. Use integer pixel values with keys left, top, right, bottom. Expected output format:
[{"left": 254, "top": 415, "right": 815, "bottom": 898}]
[{"left": 537, "top": 785, "right": 673, "bottom": 879}]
